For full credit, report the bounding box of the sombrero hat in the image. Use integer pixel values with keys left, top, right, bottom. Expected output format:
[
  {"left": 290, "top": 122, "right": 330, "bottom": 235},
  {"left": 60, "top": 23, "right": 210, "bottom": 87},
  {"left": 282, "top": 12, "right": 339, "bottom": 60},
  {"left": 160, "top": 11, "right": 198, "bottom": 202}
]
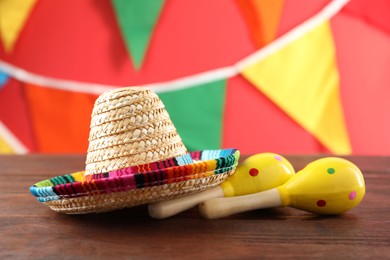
[{"left": 29, "top": 87, "right": 240, "bottom": 214}]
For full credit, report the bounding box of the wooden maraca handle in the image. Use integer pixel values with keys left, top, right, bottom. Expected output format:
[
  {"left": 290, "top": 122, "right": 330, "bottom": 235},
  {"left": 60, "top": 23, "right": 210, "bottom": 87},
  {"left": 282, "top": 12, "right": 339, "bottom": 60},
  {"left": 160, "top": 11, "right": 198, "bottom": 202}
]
[
  {"left": 199, "top": 188, "right": 282, "bottom": 219},
  {"left": 148, "top": 186, "right": 224, "bottom": 219}
]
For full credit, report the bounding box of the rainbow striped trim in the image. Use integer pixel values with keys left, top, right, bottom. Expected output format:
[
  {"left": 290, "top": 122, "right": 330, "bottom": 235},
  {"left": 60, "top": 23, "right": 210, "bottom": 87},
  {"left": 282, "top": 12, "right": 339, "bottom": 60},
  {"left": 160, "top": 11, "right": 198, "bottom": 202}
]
[{"left": 30, "top": 149, "right": 239, "bottom": 203}]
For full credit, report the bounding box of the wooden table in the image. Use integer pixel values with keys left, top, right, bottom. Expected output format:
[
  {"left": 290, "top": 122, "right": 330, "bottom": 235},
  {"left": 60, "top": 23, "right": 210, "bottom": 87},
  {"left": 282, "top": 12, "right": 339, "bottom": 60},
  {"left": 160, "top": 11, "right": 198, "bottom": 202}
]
[{"left": 1, "top": 155, "right": 389, "bottom": 259}]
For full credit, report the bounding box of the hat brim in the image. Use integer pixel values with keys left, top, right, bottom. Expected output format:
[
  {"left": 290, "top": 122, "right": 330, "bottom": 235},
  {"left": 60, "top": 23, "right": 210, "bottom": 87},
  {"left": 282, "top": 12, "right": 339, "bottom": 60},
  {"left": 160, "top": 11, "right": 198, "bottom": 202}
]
[{"left": 30, "top": 149, "right": 239, "bottom": 214}]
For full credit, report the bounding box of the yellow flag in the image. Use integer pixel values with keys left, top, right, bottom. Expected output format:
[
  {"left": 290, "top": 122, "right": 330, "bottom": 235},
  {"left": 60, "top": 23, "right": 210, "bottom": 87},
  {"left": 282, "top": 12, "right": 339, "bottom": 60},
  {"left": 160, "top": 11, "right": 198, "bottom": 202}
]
[
  {"left": 242, "top": 21, "right": 351, "bottom": 154},
  {"left": 0, "top": 0, "right": 36, "bottom": 52},
  {"left": 0, "top": 121, "right": 28, "bottom": 154},
  {"left": 0, "top": 135, "right": 14, "bottom": 154}
]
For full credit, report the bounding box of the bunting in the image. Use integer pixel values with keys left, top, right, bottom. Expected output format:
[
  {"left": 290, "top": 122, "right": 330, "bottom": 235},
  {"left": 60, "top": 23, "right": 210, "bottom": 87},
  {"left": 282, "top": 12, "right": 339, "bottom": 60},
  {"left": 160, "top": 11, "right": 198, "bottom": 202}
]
[
  {"left": 111, "top": 0, "right": 165, "bottom": 70},
  {"left": 0, "top": 135, "right": 14, "bottom": 153},
  {"left": 159, "top": 80, "right": 226, "bottom": 151},
  {"left": 241, "top": 21, "right": 351, "bottom": 154},
  {"left": 235, "top": 0, "right": 284, "bottom": 47},
  {"left": 24, "top": 84, "right": 97, "bottom": 153},
  {"left": 0, "top": 120, "right": 28, "bottom": 154},
  {"left": 0, "top": 0, "right": 359, "bottom": 154},
  {"left": 0, "top": 0, "right": 36, "bottom": 52}
]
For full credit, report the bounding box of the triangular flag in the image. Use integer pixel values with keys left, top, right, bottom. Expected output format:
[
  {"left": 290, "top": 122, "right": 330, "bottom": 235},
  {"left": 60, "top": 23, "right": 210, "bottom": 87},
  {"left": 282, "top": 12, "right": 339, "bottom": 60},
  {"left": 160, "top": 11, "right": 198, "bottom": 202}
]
[
  {"left": 24, "top": 84, "right": 97, "bottom": 153},
  {"left": 158, "top": 80, "right": 226, "bottom": 151},
  {"left": 235, "top": 0, "right": 284, "bottom": 47},
  {"left": 241, "top": 21, "right": 351, "bottom": 154},
  {"left": 112, "top": 0, "right": 165, "bottom": 70},
  {"left": 0, "top": 133, "right": 14, "bottom": 153},
  {"left": 0, "top": 0, "right": 36, "bottom": 52},
  {"left": 0, "top": 136, "right": 14, "bottom": 153},
  {"left": 0, "top": 120, "right": 28, "bottom": 154}
]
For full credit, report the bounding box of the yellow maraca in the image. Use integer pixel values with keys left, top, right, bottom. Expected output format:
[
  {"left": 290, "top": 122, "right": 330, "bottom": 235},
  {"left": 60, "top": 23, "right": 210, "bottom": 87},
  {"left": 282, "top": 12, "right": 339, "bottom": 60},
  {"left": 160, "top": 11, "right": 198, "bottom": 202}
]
[
  {"left": 199, "top": 157, "right": 365, "bottom": 219},
  {"left": 148, "top": 153, "right": 295, "bottom": 219}
]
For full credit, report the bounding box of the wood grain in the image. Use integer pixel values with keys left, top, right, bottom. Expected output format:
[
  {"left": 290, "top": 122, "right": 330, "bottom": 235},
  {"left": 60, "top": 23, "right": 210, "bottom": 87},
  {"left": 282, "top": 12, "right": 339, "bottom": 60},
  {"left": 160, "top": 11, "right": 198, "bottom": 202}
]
[{"left": 1, "top": 155, "right": 389, "bottom": 259}]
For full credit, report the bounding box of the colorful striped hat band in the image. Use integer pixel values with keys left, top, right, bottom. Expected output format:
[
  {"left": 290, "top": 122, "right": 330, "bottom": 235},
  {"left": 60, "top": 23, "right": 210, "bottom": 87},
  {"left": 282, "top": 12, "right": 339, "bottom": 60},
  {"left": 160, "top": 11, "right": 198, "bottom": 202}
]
[{"left": 30, "top": 87, "right": 240, "bottom": 214}]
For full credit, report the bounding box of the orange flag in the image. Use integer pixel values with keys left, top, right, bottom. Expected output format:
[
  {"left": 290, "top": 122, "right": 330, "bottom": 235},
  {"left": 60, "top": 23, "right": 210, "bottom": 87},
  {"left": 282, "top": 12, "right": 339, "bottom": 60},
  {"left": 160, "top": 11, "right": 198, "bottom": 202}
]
[
  {"left": 235, "top": 0, "right": 284, "bottom": 47},
  {"left": 24, "top": 84, "right": 98, "bottom": 153}
]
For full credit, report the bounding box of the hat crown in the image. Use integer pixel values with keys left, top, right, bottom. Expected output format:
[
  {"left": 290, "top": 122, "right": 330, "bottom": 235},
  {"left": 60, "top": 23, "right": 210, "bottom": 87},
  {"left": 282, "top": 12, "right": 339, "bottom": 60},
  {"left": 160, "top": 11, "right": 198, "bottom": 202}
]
[{"left": 85, "top": 87, "right": 188, "bottom": 175}]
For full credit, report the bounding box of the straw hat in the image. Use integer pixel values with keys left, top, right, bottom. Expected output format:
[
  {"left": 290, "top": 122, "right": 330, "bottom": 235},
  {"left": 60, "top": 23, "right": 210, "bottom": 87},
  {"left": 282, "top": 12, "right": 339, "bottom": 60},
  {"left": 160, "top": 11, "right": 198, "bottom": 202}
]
[{"left": 30, "top": 87, "right": 239, "bottom": 214}]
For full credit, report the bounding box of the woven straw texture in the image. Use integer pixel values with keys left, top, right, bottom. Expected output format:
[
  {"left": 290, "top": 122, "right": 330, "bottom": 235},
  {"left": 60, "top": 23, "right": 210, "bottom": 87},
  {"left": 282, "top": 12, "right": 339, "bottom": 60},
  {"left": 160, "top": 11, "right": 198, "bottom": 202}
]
[
  {"left": 85, "top": 87, "right": 187, "bottom": 175},
  {"left": 44, "top": 169, "right": 234, "bottom": 214}
]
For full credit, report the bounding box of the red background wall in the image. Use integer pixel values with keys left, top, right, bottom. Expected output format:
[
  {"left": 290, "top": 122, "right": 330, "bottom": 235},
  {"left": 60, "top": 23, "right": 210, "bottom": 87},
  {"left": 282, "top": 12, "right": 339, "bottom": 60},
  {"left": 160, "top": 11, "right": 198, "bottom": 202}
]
[{"left": 1, "top": 0, "right": 389, "bottom": 155}]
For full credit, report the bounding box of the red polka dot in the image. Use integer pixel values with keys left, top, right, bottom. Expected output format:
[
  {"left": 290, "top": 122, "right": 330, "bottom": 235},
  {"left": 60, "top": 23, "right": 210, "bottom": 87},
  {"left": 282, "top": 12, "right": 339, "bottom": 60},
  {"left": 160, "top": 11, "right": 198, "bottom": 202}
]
[
  {"left": 249, "top": 168, "right": 259, "bottom": 176},
  {"left": 317, "top": 200, "right": 326, "bottom": 207}
]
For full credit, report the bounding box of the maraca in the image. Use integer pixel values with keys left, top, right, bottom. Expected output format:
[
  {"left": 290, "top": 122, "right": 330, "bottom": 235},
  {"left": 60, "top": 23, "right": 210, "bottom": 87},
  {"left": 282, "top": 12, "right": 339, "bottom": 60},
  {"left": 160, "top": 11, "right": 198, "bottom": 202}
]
[
  {"left": 148, "top": 153, "right": 295, "bottom": 219},
  {"left": 199, "top": 157, "right": 365, "bottom": 219}
]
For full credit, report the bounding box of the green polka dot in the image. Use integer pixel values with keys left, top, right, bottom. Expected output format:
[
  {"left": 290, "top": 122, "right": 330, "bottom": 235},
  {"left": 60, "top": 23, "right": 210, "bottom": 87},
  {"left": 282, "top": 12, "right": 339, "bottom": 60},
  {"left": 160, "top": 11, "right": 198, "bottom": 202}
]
[{"left": 327, "top": 168, "right": 335, "bottom": 174}]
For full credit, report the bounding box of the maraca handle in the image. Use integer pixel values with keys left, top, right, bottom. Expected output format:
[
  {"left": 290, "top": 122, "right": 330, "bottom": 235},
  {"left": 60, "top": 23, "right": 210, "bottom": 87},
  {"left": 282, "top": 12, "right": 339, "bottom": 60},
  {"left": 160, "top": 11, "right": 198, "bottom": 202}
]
[
  {"left": 199, "top": 188, "right": 282, "bottom": 219},
  {"left": 148, "top": 185, "right": 224, "bottom": 219}
]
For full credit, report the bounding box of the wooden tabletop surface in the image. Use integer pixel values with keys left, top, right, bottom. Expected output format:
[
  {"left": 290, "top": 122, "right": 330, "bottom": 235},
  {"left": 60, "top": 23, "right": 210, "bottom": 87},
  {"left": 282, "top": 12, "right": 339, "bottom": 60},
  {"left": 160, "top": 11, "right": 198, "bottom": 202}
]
[{"left": 1, "top": 154, "right": 389, "bottom": 259}]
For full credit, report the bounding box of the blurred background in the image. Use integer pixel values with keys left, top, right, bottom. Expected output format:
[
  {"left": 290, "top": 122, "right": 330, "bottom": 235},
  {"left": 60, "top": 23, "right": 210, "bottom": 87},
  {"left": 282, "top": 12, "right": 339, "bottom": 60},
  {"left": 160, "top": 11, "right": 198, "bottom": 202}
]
[{"left": 0, "top": 0, "right": 389, "bottom": 155}]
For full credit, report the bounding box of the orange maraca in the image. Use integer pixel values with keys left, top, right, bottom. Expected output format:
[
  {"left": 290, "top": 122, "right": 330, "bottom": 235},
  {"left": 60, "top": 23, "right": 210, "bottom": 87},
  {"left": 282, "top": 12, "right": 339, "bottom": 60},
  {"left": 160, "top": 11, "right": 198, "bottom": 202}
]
[
  {"left": 199, "top": 157, "right": 365, "bottom": 219},
  {"left": 148, "top": 153, "right": 295, "bottom": 219}
]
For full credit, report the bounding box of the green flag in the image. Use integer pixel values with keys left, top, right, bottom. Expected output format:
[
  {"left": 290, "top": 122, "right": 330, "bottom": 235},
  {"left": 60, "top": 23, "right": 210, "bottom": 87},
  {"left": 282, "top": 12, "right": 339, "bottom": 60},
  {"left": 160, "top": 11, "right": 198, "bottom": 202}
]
[
  {"left": 112, "top": 0, "right": 164, "bottom": 69},
  {"left": 158, "top": 80, "right": 226, "bottom": 151}
]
